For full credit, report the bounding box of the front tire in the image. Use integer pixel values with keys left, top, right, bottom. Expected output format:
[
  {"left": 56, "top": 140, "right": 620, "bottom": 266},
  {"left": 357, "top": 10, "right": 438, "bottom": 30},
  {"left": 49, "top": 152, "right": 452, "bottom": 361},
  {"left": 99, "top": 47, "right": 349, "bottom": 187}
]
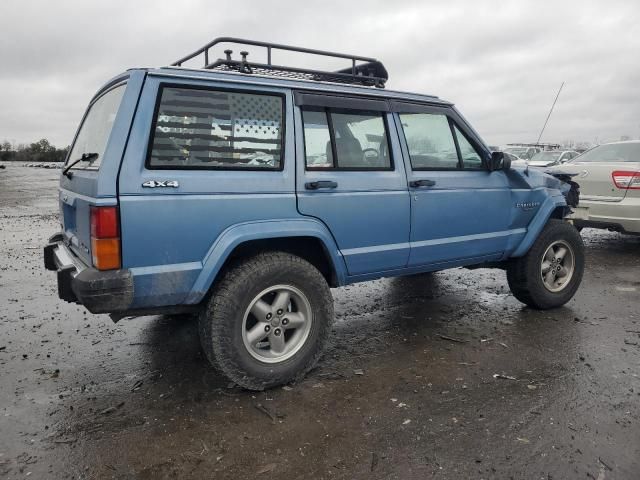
[
  {"left": 199, "top": 252, "right": 334, "bottom": 390},
  {"left": 507, "top": 219, "right": 585, "bottom": 309}
]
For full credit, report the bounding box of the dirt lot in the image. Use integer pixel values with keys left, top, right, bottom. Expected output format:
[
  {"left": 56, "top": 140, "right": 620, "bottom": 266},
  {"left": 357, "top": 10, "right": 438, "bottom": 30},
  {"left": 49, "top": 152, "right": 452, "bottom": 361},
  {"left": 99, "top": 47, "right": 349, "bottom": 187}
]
[{"left": 1, "top": 162, "right": 639, "bottom": 479}]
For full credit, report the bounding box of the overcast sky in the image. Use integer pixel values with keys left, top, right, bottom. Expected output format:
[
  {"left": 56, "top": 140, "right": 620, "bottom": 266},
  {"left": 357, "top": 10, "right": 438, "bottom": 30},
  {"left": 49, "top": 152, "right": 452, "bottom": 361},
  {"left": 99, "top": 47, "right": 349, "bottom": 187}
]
[{"left": 1, "top": 0, "right": 639, "bottom": 147}]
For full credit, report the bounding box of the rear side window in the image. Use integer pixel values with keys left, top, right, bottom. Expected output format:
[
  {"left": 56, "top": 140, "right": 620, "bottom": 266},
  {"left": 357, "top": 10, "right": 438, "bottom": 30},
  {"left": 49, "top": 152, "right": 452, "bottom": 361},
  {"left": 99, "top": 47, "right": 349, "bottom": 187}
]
[
  {"left": 148, "top": 87, "right": 284, "bottom": 169},
  {"left": 399, "top": 113, "right": 458, "bottom": 169},
  {"left": 66, "top": 83, "right": 126, "bottom": 170},
  {"left": 302, "top": 109, "right": 391, "bottom": 170}
]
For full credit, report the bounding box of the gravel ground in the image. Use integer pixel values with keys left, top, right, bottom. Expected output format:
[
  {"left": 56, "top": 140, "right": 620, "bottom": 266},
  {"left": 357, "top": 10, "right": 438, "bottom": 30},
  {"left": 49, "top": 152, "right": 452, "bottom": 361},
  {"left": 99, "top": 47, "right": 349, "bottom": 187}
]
[{"left": 1, "top": 162, "right": 639, "bottom": 479}]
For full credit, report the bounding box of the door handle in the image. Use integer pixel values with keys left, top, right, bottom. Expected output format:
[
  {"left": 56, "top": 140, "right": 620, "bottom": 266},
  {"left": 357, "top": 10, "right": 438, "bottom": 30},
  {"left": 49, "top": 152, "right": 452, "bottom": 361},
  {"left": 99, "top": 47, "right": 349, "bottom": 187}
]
[
  {"left": 305, "top": 180, "right": 338, "bottom": 190},
  {"left": 409, "top": 179, "right": 436, "bottom": 188}
]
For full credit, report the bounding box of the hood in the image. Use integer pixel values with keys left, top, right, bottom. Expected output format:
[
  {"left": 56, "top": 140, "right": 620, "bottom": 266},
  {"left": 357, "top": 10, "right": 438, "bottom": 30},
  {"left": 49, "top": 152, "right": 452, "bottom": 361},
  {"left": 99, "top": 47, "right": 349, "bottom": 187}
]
[
  {"left": 505, "top": 167, "right": 579, "bottom": 207},
  {"left": 529, "top": 160, "right": 555, "bottom": 167}
]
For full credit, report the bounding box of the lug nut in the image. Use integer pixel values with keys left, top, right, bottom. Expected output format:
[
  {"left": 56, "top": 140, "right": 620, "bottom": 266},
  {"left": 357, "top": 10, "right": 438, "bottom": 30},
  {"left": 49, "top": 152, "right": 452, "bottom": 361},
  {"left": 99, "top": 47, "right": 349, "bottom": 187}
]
[
  {"left": 282, "top": 318, "right": 289, "bottom": 326},
  {"left": 274, "top": 328, "right": 281, "bottom": 336},
  {"left": 276, "top": 309, "right": 284, "bottom": 315},
  {"left": 264, "top": 325, "right": 271, "bottom": 333},
  {"left": 266, "top": 313, "right": 272, "bottom": 320}
]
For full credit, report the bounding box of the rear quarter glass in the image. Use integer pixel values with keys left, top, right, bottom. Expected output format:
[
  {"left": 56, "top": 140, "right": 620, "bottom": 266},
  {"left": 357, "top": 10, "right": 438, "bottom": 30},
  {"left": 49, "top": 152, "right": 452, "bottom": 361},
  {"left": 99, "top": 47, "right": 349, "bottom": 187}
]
[
  {"left": 146, "top": 86, "right": 284, "bottom": 170},
  {"left": 66, "top": 83, "right": 127, "bottom": 170}
]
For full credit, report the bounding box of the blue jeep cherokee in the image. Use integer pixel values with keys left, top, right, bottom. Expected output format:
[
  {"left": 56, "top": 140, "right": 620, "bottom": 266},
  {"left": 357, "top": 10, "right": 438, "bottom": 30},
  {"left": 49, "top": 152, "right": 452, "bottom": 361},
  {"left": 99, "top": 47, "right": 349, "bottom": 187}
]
[{"left": 44, "top": 38, "right": 584, "bottom": 389}]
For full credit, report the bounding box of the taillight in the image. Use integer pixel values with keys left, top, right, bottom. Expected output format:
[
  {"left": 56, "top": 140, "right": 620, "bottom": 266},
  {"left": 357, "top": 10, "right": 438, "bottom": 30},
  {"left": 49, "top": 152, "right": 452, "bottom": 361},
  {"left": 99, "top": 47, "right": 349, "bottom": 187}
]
[
  {"left": 612, "top": 170, "right": 640, "bottom": 190},
  {"left": 90, "top": 206, "right": 121, "bottom": 270}
]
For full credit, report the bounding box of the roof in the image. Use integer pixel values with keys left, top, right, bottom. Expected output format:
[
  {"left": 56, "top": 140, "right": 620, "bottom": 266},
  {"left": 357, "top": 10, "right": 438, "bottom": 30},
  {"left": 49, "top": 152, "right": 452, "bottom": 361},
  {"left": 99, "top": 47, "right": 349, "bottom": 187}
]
[{"left": 147, "top": 66, "right": 452, "bottom": 106}]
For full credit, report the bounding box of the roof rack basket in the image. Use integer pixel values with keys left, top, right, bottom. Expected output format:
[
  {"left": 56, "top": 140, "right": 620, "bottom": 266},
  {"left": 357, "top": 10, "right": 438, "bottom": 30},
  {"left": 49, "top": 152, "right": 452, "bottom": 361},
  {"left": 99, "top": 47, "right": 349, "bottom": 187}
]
[{"left": 171, "top": 37, "right": 388, "bottom": 88}]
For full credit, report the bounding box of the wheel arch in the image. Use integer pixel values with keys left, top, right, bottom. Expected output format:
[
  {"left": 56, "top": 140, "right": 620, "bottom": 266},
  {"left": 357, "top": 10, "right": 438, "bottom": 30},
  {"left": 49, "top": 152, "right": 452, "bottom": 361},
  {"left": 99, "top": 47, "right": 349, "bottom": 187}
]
[
  {"left": 511, "top": 196, "right": 569, "bottom": 258},
  {"left": 185, "top": 219, "right": 347, "bottom": 304}
]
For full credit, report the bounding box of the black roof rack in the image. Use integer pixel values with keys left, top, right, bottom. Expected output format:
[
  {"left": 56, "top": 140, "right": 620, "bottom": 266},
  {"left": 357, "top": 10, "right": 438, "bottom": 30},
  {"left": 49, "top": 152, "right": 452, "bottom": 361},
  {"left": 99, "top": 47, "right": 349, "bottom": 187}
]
[{"left": 171, "top": 37, "right": 388, "bottom": 88}]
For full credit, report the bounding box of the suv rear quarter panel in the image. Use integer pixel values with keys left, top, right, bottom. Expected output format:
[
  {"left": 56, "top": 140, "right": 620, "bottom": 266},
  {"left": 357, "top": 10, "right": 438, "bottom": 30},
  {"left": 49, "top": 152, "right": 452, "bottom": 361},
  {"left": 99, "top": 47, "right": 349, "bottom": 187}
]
[{"left": 118, "top": 75, "right": 329, "bottom": 308}]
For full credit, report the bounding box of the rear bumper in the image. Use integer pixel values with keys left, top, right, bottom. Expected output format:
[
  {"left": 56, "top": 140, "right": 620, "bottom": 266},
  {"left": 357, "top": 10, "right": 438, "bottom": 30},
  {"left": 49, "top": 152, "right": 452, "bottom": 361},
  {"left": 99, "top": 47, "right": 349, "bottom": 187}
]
[
  {"left": 568, "top": 197, "right": 640, "bottom": 234},
  {"left": 44, "top": 233, "right": 134, "bottom": 313}
]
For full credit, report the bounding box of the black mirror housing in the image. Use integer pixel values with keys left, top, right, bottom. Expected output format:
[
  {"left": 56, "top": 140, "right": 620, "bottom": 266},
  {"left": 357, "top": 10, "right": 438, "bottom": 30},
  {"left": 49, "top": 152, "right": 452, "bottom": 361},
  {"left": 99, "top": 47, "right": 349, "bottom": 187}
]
[
  {"left": 488, "top": 151, "right": 508, "bottom": 171},
  {"left": 501, "top": 152, "right": 511, "bottom": 170}
]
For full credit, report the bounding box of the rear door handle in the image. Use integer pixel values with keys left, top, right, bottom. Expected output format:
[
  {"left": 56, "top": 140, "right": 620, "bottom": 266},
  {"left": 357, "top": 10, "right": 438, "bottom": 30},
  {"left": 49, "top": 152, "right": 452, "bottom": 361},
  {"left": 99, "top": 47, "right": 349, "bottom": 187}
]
[
  {"left": 409, "top": 179, "right": 436, "bottom": 188},
  {"left": 305, "top": 180, "right": 338, "bottom": 190}
]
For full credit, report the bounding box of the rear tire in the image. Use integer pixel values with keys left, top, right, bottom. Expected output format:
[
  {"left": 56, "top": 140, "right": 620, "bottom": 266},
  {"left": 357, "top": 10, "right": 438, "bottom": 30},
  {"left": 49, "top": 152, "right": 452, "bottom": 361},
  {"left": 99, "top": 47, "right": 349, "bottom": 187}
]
[
  {"left": 199, "top": 252, "right": 333, "bottom": 390},
  {"left": 507, "top": 219, "right": 584, "bottom": 309}
]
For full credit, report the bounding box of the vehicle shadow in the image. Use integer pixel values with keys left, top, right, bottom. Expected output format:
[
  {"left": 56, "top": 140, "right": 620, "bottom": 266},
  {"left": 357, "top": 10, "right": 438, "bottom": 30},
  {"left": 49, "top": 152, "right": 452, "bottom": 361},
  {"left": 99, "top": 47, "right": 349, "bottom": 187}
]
[
  {"left": 134, "top": 274, "right": 451, "bottom": 391},
  {"left": 137, "top": 314, "right": 230, "bottom": 394},
  {"left": 133, "top": 269, "right": 584, "bottom": 388},
  {"left": 582, "top": 228, "right": 640, "bottom": 253},
  {"left": 51, "top": 265, "right": 585, "bottom": 450}
]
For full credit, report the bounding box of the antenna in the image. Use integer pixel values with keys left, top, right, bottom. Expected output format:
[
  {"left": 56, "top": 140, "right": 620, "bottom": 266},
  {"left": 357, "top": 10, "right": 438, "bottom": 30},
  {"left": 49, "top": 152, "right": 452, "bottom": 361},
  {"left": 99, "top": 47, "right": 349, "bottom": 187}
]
[{"left": 536, "top": 82, "right": 564, "bottom": 144}]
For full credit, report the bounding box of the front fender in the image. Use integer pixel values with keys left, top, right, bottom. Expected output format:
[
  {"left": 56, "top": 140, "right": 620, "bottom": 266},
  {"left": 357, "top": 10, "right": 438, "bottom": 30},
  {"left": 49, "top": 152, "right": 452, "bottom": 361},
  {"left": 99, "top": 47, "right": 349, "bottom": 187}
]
[
  {"left": 184, "top": 218, "right": 347, "bottom": 304},
  {"left": 510, "top": 195, "right": 567, "bottom": 257}
]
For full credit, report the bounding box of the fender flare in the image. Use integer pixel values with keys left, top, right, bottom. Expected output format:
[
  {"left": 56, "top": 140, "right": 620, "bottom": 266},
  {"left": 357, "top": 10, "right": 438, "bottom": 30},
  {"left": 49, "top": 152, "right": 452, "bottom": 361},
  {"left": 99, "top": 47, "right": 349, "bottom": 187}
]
[
  {"left": 511, "top": 195, "right": 567, "bottom": 257},
  {"left": 184, "top": 218, "right": 347, "bottom": 304}
]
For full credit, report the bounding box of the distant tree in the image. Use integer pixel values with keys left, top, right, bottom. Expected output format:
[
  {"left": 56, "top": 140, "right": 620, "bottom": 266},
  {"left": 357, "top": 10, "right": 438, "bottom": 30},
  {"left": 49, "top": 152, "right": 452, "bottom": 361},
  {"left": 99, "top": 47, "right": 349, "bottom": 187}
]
[
  {"left": 1, "top": 139, "right": 69, "bottom": 162},
  {"left": 29, "top": 138, "right": 56, "bottom": 154}
]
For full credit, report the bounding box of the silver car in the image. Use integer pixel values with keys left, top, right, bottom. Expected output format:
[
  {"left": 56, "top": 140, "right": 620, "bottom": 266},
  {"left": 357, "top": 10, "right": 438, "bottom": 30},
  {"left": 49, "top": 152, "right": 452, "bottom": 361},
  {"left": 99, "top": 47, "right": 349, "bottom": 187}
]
[
  {"left": 503, "top": 146, "right": 540, "bottom": 161},
  {"left": 551, "top": 141, "right": 640, "bottom": 234},
  {"left": 528, "top": 150, "right": 579, "bottom": 168}
]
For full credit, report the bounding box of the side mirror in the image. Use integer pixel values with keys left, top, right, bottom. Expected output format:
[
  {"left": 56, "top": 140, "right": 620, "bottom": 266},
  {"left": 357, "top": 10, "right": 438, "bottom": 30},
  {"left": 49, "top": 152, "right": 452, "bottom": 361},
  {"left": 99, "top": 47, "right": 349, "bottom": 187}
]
[
  {"left": 488, "top": 151, "right": 508, "bottom": 171},
  {"left": 502, "top": 152, "right": 511, "bottom": 170}
]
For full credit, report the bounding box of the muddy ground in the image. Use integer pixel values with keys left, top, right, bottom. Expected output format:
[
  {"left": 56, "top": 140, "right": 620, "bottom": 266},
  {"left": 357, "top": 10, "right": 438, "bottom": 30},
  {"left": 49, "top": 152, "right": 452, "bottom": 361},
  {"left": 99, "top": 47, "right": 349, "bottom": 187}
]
[{"left": 1, "top": 162, "right": 639, "bottom": 479}]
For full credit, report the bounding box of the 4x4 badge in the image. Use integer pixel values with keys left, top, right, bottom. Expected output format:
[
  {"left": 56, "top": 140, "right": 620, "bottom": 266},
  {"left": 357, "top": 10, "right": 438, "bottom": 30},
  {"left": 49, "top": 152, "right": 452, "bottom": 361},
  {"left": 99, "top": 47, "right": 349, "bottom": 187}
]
[{"left": 142, "top": 180, "right": 179, "bottom": 188}]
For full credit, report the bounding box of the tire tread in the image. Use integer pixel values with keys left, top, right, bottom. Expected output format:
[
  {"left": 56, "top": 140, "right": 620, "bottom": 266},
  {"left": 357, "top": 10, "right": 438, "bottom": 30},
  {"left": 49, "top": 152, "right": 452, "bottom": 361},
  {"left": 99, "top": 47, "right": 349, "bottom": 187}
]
[
  {"left": 199, "top": 251, "right": 333, "bottom": 390},
  {"left": 507, "top": 219, "right": 585, "bottom": 309}
]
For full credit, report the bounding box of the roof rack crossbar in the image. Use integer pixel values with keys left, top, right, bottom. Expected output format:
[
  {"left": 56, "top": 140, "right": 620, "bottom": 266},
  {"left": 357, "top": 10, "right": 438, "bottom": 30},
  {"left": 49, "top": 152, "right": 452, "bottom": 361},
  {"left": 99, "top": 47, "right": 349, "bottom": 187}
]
[{"left": 171, "top": 37, "right": 388, "bottom": 88}]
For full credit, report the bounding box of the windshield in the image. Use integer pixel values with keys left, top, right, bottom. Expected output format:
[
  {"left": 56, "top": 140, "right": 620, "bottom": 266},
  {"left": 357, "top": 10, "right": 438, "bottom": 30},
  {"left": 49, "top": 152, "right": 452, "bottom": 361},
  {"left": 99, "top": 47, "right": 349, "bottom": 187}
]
[
  {"left": 570, "top": 143, "right": 640, "bottom": 163},
  {"left": 531, "top": 151, "right": 562, "bottom": 162},
  {"left": 504, "top": 147, "right": 528, "bottom": 158},
  {"left": 66, "top": 84, "right": 126, "bottom": 169}
]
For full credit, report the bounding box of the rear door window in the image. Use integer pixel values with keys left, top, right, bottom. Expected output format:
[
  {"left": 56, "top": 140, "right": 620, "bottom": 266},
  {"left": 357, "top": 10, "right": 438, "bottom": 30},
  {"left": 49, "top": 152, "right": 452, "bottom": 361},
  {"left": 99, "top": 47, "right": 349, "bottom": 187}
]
[
  {"left": 302, "top": 108, "right": 391, "bottom": 170},
  {"left": 148, "top": 87, "right": 284, "bottom": 170},
  {"left": 302, "top": 110, "right": 333, "bottom": 168},
  {"left": 66, "top": 84, "right": 126, "bottom": 170}
]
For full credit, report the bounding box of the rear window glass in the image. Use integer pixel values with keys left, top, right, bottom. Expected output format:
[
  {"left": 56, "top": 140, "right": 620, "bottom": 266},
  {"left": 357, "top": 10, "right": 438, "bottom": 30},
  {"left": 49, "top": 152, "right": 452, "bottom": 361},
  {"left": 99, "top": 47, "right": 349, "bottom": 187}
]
[
  {"left": 302, "top": 109, "right": 391, "bottom": 170},
  {"left": 66, "top": 84, "right": 126, "bottom": 170},
  {"left": 302, "top": 110, "right": 333, "bottom": 168},
  {"left": 571, "top": 143, "right": 640, "bottom": 163},
  {"left": 148, "top": 87, "right": 284, "bottom": 169}
]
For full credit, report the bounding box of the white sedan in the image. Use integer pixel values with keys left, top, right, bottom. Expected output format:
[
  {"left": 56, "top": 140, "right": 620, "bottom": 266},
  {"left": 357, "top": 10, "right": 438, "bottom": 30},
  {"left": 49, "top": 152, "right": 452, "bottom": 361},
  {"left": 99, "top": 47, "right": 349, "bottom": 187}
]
[
  {"left": 549, "top": 141, "right": 640, "bottom": 235},
  {"left": 528, "top": 150, "right": 580, "bottom": 168}
]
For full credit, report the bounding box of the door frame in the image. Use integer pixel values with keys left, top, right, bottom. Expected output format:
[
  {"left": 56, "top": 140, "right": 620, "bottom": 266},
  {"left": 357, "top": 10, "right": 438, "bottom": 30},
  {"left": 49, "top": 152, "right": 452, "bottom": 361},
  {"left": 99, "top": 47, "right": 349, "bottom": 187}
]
[
  {"left": 391, "top": 103, "right": 513, "bottom": 268},
  {"left": 292, "top": 92, "right": 412, "bottom": 277}
]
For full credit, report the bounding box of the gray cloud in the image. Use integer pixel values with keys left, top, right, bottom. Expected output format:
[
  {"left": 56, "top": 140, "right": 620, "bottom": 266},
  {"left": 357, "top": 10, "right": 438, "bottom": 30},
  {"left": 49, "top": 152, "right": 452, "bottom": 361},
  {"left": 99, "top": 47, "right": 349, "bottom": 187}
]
[{"left": 1, "top": 0, "right": 639, "bottom": 147}]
